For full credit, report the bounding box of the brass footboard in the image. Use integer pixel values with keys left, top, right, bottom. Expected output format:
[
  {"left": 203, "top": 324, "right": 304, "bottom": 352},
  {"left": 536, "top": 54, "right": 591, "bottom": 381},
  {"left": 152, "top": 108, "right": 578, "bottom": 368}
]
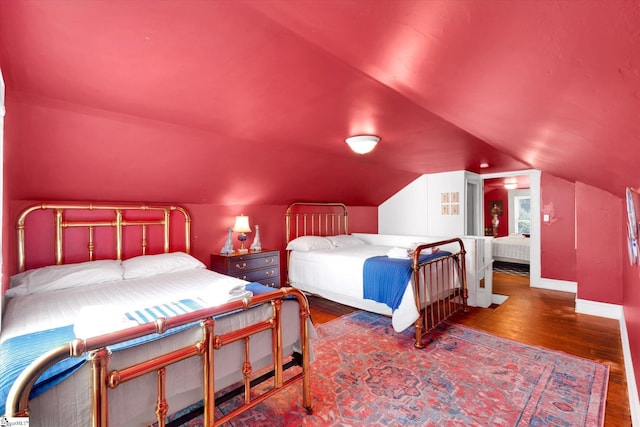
[
  {"left": 411, "top": 238, "right": 468, "bottom": 348},
  {"left": 5, "top": 287, "right": 312, "bottom": 426}
]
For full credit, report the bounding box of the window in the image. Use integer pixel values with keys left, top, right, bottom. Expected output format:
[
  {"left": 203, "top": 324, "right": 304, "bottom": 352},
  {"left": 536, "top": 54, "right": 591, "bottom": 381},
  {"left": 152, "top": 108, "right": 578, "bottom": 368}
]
[{"left": 514, "top": 195, "right": 531, "bottom": 233}]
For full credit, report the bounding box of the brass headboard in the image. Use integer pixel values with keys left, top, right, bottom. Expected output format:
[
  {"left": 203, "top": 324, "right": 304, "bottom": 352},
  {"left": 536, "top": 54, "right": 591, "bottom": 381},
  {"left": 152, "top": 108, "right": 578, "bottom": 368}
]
[
  {"left": 285, "top": 202, "right": 348, "bottom": 243},
  {"left": 16, "top": 202, "right": 191, "bottom": 272}
]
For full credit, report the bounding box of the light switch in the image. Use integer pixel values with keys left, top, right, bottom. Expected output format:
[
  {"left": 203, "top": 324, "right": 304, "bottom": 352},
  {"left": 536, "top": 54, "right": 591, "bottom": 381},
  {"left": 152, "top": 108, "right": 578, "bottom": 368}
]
[{"left": 543, "top": 214, "right": 550, "bottom": 222}]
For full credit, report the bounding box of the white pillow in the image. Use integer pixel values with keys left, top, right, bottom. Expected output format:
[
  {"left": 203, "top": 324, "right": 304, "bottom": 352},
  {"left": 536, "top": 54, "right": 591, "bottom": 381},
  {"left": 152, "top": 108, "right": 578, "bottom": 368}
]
[
  {"left": 408, "top": 242, "right": 435, "bottom": 255},
  {"left": 122, "top": 252, "right": 205, "bottom": 279},
  {"left": 285, "top": 236, "right": 334, "bottom": 252},
  {"left": 7, "top": 259, "right": 124, "bottom": 297},
  {"left": 326, "top": 234, "right": 365, "bottom": 248}
]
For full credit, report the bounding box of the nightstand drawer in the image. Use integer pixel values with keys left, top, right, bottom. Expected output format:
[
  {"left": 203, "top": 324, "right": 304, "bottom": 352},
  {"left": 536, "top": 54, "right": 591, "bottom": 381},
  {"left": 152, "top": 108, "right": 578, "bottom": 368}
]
[
  {"left": 226, "top": 254, "right": 278, "bottom": 275},
  {"left": 257, "top": 278, "right": 280, "bottom": 288},
  {"left": 230, "top": 268, "right": 278, "bottom": 283},
  {"left": 210, "top": 249, "right": 281, "bottom": 288}
]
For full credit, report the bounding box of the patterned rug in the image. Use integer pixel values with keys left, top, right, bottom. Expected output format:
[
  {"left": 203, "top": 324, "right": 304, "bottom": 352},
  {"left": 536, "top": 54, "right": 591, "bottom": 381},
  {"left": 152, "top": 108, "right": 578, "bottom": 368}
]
[
  {"left": 493, "top": 260, "right": 530, "bottom": 277},
  {"left": 172, "top": 311, "right": 608, "bottom": 426}
]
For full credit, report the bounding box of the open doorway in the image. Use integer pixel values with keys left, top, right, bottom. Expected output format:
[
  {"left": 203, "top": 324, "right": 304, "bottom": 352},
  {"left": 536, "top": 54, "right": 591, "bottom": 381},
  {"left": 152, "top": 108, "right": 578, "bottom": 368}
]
[{"left": 481, "top": 170, "right": 541, "bottom": 287}]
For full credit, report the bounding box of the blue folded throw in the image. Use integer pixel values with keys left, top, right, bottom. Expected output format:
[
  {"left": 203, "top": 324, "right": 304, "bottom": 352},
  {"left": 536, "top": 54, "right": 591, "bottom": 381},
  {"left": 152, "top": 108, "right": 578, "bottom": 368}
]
[{"left": 363, "top": 252, "right": 450, "bottom": 310}]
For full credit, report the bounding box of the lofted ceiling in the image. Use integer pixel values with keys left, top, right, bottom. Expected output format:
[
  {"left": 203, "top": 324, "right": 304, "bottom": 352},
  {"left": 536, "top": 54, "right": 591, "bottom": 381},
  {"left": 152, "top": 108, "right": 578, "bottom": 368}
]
[{"left": 1, "top": 1, "right": 640, "bottom": 206}]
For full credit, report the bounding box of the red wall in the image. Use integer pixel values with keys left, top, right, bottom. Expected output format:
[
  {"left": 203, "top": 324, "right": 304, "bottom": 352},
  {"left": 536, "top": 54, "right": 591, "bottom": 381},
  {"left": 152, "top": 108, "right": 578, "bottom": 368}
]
[
  {"left": 540, "top": 173, "right": 577, "bottom": 282},
  {"left": 575, "top": 182, "right": 623, "bottom": 304},
  {"left": 484, "top": 188, "right": 509, "bottom": 237}
]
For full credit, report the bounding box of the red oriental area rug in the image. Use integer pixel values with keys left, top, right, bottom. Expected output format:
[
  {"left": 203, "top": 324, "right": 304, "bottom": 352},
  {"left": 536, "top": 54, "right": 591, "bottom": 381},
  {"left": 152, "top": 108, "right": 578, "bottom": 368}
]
[{"left": 175, "top": 310, "right": 608, "bottom": 426}]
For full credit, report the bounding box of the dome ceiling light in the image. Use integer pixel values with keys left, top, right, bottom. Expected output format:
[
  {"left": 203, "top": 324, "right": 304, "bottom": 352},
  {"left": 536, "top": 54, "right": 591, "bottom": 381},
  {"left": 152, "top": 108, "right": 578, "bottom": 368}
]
[{"left": 345, "top": 135, "right": 380, "bottom": 154}]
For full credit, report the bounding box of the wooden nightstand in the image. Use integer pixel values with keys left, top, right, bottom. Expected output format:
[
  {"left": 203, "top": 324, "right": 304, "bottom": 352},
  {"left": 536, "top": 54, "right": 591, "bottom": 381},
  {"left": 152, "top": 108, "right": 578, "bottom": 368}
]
[{"left": 210, "top": 249, "right": 280, "bottom": 288}]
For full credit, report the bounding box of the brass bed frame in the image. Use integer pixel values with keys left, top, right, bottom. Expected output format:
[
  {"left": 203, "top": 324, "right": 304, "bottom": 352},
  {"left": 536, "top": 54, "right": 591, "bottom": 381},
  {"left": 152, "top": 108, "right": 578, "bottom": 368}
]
[
  {"left": 5, "top": 202, "right": 312, "bottom": 426},
  {"left": 285, "top": 202, "right": 468, "bottom": 348}
]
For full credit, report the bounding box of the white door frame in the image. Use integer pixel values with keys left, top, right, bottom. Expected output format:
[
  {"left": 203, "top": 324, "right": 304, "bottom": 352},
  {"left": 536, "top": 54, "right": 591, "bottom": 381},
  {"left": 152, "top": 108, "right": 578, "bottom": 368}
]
[{"left": 481, "top": 170, "right": 542, "bottom": 286}]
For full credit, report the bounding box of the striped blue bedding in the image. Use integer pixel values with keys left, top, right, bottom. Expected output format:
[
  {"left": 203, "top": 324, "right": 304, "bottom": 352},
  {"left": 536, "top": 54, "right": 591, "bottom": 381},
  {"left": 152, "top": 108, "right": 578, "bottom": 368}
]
[{"left": 0, "top": 282, "right": 273, "bottom": 415}]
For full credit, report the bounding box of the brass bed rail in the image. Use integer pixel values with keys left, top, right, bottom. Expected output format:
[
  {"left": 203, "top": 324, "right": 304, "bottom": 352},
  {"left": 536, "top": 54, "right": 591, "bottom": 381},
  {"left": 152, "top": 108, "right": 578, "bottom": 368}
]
[
  {"left": 5, "top": 287, "right": 312, "bottom": 427},
  {"left": 412, "top": 238, "right": 468, "bottom": 348},
  {"left": 285, "top": 202, "right": 348, "bottom": 241},
  {"left": 16, "top": 203, "right": 191, "bottom": 272}
]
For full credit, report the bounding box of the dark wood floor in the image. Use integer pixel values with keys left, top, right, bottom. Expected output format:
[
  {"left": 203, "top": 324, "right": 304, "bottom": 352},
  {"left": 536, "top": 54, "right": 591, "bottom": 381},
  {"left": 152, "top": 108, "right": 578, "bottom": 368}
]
[{"left": 307, "top": 272, "right": 632, "bottom": 427}]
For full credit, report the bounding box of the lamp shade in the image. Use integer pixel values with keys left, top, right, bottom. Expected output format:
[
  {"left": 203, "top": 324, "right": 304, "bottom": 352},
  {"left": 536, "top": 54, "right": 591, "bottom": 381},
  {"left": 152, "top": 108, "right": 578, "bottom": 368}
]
[
  {"left": 232, "top": 215, "right": 251, "bottom": 233},
  {"left": 345, "top": 135, "right": 380, "bottom": 154}
]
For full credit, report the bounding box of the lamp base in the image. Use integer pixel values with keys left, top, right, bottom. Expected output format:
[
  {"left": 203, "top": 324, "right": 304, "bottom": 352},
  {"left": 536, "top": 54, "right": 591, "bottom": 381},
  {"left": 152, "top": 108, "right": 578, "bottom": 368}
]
[{"left": 237, "top": 248, "right": 249, "bottom": 254}]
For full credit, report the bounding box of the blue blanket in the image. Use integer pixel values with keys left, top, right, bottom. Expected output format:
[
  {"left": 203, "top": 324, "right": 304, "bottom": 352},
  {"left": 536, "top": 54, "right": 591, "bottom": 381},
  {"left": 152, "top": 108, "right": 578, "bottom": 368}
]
[
  {"left": 0, "top": 282, "right": 274, "bottom": 415},
  {"left": 363, "top": 252, "right": 450, "bottom": 310}
]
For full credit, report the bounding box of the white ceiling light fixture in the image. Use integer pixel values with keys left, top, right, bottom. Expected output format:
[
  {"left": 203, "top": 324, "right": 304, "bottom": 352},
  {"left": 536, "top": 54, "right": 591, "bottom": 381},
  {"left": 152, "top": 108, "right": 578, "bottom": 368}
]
[
  {"left": 345, "top": 135, "right": 380, "bottom": 154},
  {"left": 504, "top": 179, "right": 518, "bottom": 190}
]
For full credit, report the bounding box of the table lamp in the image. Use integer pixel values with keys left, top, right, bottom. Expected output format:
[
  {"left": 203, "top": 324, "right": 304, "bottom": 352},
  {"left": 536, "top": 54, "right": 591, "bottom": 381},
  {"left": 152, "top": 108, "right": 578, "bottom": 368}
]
[{"left": 232, "top": 215, "right": 252, "bottom": 254}]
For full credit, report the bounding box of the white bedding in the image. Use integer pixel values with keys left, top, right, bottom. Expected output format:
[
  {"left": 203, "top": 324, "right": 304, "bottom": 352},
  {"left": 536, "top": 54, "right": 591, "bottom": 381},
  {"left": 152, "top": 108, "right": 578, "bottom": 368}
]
[
  {"left": 2, "top": 268, "right": 309, "bottom": 427},
  {"left": 492, "top": 234, "right": 530, "bottom": 264},
  {"left": 288, "top": 245, "right": 437, "bottom": 333}
]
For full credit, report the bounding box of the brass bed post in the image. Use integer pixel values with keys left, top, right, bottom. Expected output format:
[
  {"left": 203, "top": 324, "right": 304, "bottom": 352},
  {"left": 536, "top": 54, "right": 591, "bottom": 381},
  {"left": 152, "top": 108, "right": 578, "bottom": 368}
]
[
  {"left": 163, "top": 209, "right": 170, "bottom": 253},
  {"left": 155, "top": 368, "right": 168, "bottom": 427},
  {"left": 88, "top": 226, "right": 95, "bottom": 261},
  {"left": 115, "top": 209, "right": 123, "bottom": 260},
  {"left": 54, "top": 208, "right": 63, "bottom": 265},
  {"left": 297, "top": 291, "right": 312, "bottom": 413},
  {"left": 202, "top": 318, "right": 215, "bottom": 426},
  {"left": 141, "top": 224, "right": 148, "bottom": 255},
  {"left": 272, "top": 299, "right": 284, "bottom": 388},
  {"left": 173, "top": 205, "right": 192, "bottom": 254},
  {"left": 412, "top": 261, "right": 426, "bottom": 349},
  {"left": 89, "top": 348, "right": 111, "bottom": 427},
  {"left": 459, "top": 242, "right": 469, "bottom": 312}
]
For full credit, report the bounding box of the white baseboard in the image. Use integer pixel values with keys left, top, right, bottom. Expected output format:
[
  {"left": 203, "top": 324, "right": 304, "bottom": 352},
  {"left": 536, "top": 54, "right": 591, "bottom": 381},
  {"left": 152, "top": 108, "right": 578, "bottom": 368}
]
[
  {"left": 575, "top": 298, "right": 623, "bottom": 320},
  {"left": 620, "top": 316, "right": 640, "bottom": 426},
  {"left": 530, "top": 277, "right": 577, "bottom": 293},
  {"left": 491, "top": 294, "right": 509, "bottom": 305}
]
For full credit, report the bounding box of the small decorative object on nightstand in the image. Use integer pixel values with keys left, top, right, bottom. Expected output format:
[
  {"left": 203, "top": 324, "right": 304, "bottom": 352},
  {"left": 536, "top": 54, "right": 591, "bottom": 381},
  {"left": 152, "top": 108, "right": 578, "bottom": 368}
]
[
  {"left": 210, "top": 249, "right": 280, "bottom": 288},
  {"left": 250, "top": 225, "right": 262, "bottom": 252},
  {"left": 220, "top": 227, "right": 234, "bottom": 254}
]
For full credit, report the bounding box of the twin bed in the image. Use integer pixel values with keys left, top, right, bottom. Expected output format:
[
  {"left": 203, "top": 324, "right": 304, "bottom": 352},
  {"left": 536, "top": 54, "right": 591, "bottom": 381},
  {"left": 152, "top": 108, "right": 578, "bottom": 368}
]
[
  {"left": 492, "top": 233, "right": 531, "bottom": 265},
  {"left": 1, "top": 203, "right": 312, "bottom": 426},
  {"left": 285, "top": 202, "right": 469, "bottom": 348},
  {"left": 2, "top": 201, "right": 469, "bottom": 425}
]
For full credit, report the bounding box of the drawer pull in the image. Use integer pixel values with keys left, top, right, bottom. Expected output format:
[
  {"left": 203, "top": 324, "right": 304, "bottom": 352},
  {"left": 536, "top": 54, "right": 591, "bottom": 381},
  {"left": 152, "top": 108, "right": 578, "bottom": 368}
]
[
  {"left": 265, "top": 270, "right": 275, "bottom": 277},
  {"left": 264, "top": 258, "right": 275, "bottom": 265},
  {"left": 235, "top": 262, "right": 247, "bottom": 270}
]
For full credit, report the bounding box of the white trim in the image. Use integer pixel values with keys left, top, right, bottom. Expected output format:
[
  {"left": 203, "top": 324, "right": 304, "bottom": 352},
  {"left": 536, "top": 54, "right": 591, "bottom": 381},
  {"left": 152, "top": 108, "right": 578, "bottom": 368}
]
[
  {"left": 574, "top": 298, "right": 622, "bottom": 319},
  {"left": 620, "top": 315, "right": 640, "bottom": 427},
  {"left": 0, "top": 68, "right": 4, "bottom": 330},
  {"left": 530, "top": 277, "right": 577, "bottom": 293}
]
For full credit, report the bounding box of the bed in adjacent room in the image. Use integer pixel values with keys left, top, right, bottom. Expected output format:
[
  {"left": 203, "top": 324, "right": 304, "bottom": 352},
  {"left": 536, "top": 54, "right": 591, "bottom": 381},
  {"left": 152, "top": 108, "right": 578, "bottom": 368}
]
[
  {"left": 285, "top": 202, "right": 469, "bottom": 348},
  {"left": 1, "top": 202, "right": 313, "bottom": 427},
  {"left": 492, "top": 233, "right": 531, "bottom": 265}
]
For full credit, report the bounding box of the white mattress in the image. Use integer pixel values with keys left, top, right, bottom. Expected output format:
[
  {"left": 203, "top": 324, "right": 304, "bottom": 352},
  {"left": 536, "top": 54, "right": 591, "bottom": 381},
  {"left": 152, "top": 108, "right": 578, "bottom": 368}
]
[
  {"left": 492, "top": 235, "right": 531, "bottom": 264},
  {"left": 288, "top": 245, "right": 423, "bottom": 332},
  {"left": 2, "top": 269, "right": 309, "bottom": 427}
]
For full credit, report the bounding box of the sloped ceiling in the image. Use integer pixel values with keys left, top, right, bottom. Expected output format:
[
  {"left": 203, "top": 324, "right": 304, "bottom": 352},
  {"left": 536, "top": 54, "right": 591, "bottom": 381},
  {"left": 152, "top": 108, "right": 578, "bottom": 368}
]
[{"left": 1, "top": 1, "right": 639, "bottom": 206}]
